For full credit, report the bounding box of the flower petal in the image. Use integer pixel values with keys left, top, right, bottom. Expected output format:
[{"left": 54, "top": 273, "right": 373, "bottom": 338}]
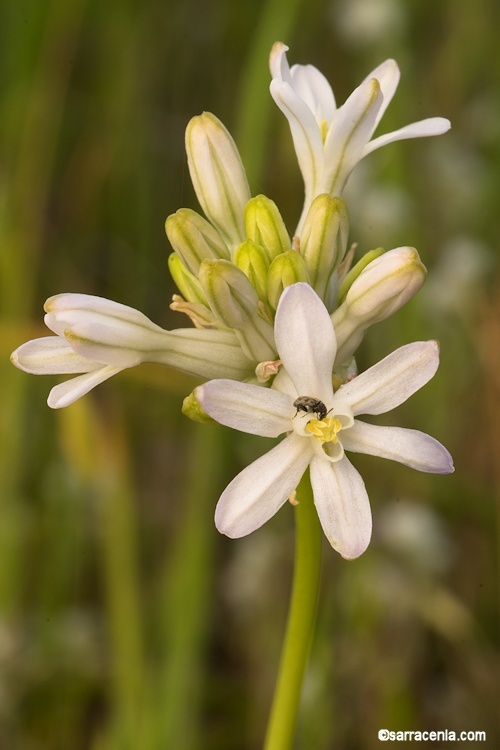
[
  {"left": 11, "top": 337, "right": 101, "bottom": 374},
  {"left": 322, "top": 77, "right": 383, "bottom": 196},
  {"left": 47, "top": 365, "right": 123, "bottom": 409},
  {"left": 270, "top": 78, "right": 325, "bottom": 203},
  {"left": 363, "top": 117, "right": 451, "bottom": 157},
  {"left": 290, "top": 63, "right": 336, "bottom": 120},
  {"left": 274, "top": 283, "right": 336, "bottom": 404},
  {"left": 195, "top": 380, "right": 293, "bottom": 437},
  {"left": 310, "top": 454, "right": 371, "bottom": 559},
  {"left": 364, "top": 59, "right": 400, "bottom": 129},
  {"left": 335, "top": 341, "right": 439, "bottom": 416},
  {"left": 341, "top": 420, "right": 455, "bottom": 474},
  {"left": 215, "top": 433, "right": 312, "bottom": 537},
  {"left": 158, "top": 328, "right": 255, "bottom": 380},
  {"left": 269, "top": 41, "right": 292, "bottom": 83}
]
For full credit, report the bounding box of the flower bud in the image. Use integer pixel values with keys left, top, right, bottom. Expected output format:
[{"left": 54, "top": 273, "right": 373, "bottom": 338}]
[
  {"left": 199, "top": 259, "right": 276, "bottom": 361},
  {"left": 244, "top": 194, "right": 291, "bottom": 261},
  {"left": 168, "top": 253, "right": 208, "bottom": 305},
  {"left": 267, "top": 250, "right": 309, "bottom": 310},
  {"left": 337, "top": 247, "right": 385, "bottom": 304},
  {"left": 165, "top": 208, "right": 229, "bottom": 275},
  {"left": 332, "top": 246, "right": 427, "bottom": 364},
  {"left": 300, "top": 194, "right": 349, "bottom": 307},
  {"left": 185, "top": 112, "right": 251, "bottom": 249},
  {"left": 233, "top": 239, "right": 270, "bottom": 302}
]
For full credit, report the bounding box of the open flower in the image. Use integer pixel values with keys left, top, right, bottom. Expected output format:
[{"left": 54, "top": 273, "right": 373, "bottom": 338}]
[
  {"left": 270, "top": 42, "right": 451, "bottom": 232},
  {"left": 195, "top": 283, "right": 453, "bottom": 559},
  {"left": 11, "top": 293, "right": 254, "bottom": 408}
]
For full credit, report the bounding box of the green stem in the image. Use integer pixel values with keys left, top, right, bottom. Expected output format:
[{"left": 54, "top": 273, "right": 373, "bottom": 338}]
[{"left": 263, "top": 469, "right": 322, "bottom": 750}]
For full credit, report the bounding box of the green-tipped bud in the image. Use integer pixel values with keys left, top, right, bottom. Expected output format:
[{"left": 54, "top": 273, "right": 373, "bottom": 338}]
[
  {"left": 332, "top": 246, "right": 427, "bottom": 364},
  {"left": 300, "top": 194, "right": 349, "bottom": 307},
  {"left": 182, "top": 390, "right": 215, "bottom": 424},
  {"left": 185, "top": 112, "right": 251, "bottom": 249},
  {"left": 244, "top": 194, "right": 291, "bottom": 261},
  {"left": 267, "top": 250, "right": 309, "bottom": 310},
  {"left": 165, "top": 208, "right": 230, "bottom": 275},
  {"left": 168, "top": 253, "right": 208, "bottom": 305},
  {"left": 199, "top": 259, "right": 276, "bottom": 361},
  {"left": 233, "top": 239, "right": 270, "bottom": 302}
]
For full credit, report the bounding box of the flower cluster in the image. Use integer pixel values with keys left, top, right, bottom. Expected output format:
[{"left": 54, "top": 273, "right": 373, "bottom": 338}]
[{"left": 11, "top": 44, "right": 453, "bottom": 556}]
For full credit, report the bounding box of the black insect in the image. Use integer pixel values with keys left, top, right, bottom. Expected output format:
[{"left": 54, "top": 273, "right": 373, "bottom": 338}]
[{"left": 293, "top": 396, "right": 330, "bottom": 421}]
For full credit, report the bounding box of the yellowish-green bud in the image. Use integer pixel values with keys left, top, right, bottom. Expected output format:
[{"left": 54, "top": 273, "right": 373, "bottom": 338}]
[
  {"left": 165, "top": 208, "right": 230, "bottom": 275},
  {"left": 182, "top": 390, "right": 215, "bottom": 424},
  {"left": 199, "top": 259, "right": 276, "bottom": 361},
  {"left": 199, "top": 259, "right": 259, "bottom": 328},
  {"left": 185, "top": 112, "right": 250, "bottom": 249},
  {"left": 244, "top": 194, "right": 291, "bottom": 261},
  {"left": 233, "top": 239, "right": 270, "bottom": 302},
  {"left": 267, "top": 250, "right": 309, "bottom": 310},
  {"left": 168, "top": 253, "right": 208, "bottom": 305},
  {"left": 332, "top": 246, "right": 427, "bottom": 364},
  {"left": 300, "top": 195, "right": 349, "bottom": 309}
]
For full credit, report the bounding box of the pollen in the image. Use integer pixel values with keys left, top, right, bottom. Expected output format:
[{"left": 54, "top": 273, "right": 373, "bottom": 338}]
[{"left": 306, "top": 416, "right": 343, "bottom": 444}]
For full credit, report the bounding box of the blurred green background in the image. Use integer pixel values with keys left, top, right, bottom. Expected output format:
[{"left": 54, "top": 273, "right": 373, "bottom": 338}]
[{"left": 1, "top": 0, "right": 499, "bottom": 747}]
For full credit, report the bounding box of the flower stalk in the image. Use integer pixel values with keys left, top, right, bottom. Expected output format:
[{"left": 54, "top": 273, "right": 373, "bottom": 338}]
[{"left": 263, "top": 470, "right": 322, "bottom": 750}]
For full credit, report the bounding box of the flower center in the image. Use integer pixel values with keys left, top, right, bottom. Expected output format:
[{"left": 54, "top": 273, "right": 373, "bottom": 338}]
[{"left": 306, "top": 416, "right": 343, "bottom": 444}]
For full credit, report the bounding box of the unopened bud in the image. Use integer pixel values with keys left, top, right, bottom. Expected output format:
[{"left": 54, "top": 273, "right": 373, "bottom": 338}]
[
  {"left": 267, "top": 250, "right": 309, "bottom": 310},
  {"left": 168, "top": 254, "right": 208, "bottom": 305},
  {"left": 337, "top": 247, "right": 385, "bottom": 304},
  {"left": 332, "top": 246, "right": 427, "bottom": 364},
  {"left": 244, "top": 194, "right": 291, "bottom": 261},
  {"left": 185, "top": 112, "right": 250, "bottom": 249},
  {"left": 199, "top": 259, "right": 275, "bottom": 361},
  {"left": 301, "top": 195, "right": 349, "bottom": 307},
  {"left": 233, "top": 239, "right": 270, "bottom": 302},
  {"left": 165, "top": 208, "right": 229, "bottom": 275}
]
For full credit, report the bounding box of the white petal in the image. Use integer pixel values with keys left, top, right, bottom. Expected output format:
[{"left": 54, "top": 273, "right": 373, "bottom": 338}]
[
  {"left": 269, "top": 41, "right": 292, "bottom": 83},
  {"left": 215, "top": 433, "right": 312, "bottom": 537},
  {"left": 47, "top": 365, "right": 123, "bottom": 409},
  {"left": 310, "top": 455, "right": 371, "bottom": 559},
  {"left": 44, "top": 293, "right": 164, "bottom": 333},
  {"left": 323, "top": 77, "right": 383, "bottom": 195},
  {"left": 11, "top": 337, "right": 101, "bottom": 374},
  {"left": 363, "top": 59, "right": 400, "bottom": 129},
  {"left": 341, "top": 421, "right": 455, "bottom": 474},
  {"left": 274, "top": 283, "right": 336, "bottom": 404},
  {"left": 196, "top": 380, "right": 293, "bottom": 437},
  {"left": 363, "top": 117, "right": 451, "bottom": 157},
  {"left": 290, "top": 63, "right": 336, "bottom": 120},
  {"left": 335, "top": 341, "right": 439, "bottom": 416},
  {"left": 270, "top": 78, "right": 325, "bottom": 201}
]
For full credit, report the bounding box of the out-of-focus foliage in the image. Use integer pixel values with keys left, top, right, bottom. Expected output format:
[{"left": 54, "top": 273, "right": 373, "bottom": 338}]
[{"left": 1, "top": 0, "right": 499, "bottom": 747}]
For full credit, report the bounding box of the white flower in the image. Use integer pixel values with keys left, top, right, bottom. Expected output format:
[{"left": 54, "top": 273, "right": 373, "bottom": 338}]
[
  {"left": 11, "top": 293, "right": 254, "bottom": 408},
  {"left": 269, "top": 42, "right": 451, "bottom": 233},
  {"left": 195, "top": 283, "right": 453, "bottom": 559}
]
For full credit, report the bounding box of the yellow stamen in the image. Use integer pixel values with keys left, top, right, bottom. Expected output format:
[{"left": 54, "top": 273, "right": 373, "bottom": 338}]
[{"left": 306, "top": 416, "right": 343, "bottom": 444}]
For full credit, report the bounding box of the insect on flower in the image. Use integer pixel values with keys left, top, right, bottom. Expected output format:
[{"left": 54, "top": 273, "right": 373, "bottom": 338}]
[{"left": 293, "top": 396, "right": 330, "bottom": 421}]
